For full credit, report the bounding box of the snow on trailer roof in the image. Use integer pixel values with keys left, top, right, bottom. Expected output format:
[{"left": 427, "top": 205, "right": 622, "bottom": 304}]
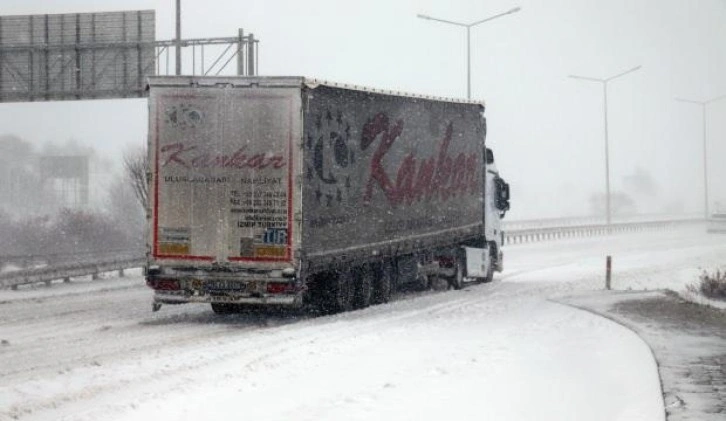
[
  {"left": 145, "top": 76, "right": 486, "bottom": 107},
  {"left": 302, "top": 78, "right": 485, "bottom": 106}
]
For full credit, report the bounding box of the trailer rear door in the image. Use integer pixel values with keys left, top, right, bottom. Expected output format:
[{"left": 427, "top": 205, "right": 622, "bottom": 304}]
[{"left": 150, "top": 83, "right": 299, "bottom": 265}]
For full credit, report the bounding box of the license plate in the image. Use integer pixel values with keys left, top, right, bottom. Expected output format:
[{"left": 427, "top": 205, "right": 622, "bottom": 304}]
[{"left": 204, "top": 280, "right": 246, "bottom": 291}]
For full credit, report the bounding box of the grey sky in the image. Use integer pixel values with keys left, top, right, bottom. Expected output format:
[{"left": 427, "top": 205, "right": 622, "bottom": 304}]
[{"left": 1, "top": 0, "right": 725, "bottom": 219}]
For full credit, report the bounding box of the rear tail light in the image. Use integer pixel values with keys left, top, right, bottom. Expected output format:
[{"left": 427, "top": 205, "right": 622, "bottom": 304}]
[
  {"left": 146, "top": 278, "right": 181, "bottom": 291},
  {"left": 266, "top": 282, "right": 294, "bottom": 294}
]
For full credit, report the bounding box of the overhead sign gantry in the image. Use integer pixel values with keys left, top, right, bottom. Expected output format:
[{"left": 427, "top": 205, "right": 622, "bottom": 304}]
[{"left": 0, "top": 10, "right": 257, "bottom": 103}]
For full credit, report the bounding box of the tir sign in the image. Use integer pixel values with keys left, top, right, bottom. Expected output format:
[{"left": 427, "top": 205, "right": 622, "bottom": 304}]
[{"left": 263, "top": 228, "right": 288, "bottom": 245}]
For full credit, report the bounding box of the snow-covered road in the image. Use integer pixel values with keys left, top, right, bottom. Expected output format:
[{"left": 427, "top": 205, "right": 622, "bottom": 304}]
[{"left": 1, "top": 225, "right": 724, "bottom": 421}]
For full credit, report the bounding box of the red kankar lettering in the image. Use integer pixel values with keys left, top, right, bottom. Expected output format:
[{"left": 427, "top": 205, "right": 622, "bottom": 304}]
[
  {"left": 160, "top": 143, "right": 286, "bottom": 170},
  {"left": 362, "top": 113, "right": 479, "bottom": 206},
  {"left": 361, "top": 113, "right": 404, "bottom": 203}
]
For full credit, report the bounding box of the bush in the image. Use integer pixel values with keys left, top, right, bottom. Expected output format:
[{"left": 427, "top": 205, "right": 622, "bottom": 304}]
[
  {"left": 687, "top": 269, "right": 726, "bottom": 301},
  {"left": 0, "top": 209, "right": 142, "bottom": 259}
]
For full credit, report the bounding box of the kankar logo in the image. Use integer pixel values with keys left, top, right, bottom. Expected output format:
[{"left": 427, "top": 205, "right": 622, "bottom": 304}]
[
  {"left": 160, "top": 143, "right": 286, "bottom": 170},
  {"left": 306, "top": 109, "right": 355, "bottom": 207},
  {"left": 165, "top": 104, "right": 203, "bottom": 130},
  {"left": 361, "top": 113, "right": 479, "bottom": 207}
]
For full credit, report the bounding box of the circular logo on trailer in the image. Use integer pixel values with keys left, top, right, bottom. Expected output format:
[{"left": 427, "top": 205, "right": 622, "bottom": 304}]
[
  {"left": 165, "top": 104, "right": 203, "bottom": 130},
  {"left": 306, "top": 108, "right": 355, "bottom": 207}
]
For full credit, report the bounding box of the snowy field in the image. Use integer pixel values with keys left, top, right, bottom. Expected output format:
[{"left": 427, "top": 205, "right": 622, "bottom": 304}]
[{"left": 0, "top": 225, "right": 724, "bottom": 421}]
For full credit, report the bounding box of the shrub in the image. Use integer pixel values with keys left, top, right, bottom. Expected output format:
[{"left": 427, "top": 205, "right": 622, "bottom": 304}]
[{"left": 687, "top": 269, "right": 726, "bottom": 300}]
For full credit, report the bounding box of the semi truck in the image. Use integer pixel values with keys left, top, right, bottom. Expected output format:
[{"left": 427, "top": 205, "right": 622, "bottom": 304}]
[{"left": 145, "top": 76, "right": 510, "bottom": 314}]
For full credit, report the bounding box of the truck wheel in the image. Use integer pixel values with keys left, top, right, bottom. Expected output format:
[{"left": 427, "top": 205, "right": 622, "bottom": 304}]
[
  {"left": 415, "top": 274, "right": 431, "bottom": 291},
  {"left": 450, "top": 256, "right": 465, "bottom": 290},
  {"left": 329, "top": 271, "right": 354, "bottom": 314},
  {"left": 482, "top": 260, "right": 494, "bottom": 283},
  {"left": 430, "top": 275, "right": 449, "bottom": 291},
  {"left": 482, "top": 243, "right": 497, "bottom": 283},
  {"left": 372, "top": 262, "right": 393, "bottom": 304},
  {"left": 353, "top": 266, "right": 373, "bottom": 309}
]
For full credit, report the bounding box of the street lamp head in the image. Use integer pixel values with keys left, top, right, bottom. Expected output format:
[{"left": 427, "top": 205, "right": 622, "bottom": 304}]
[
  {"left": 416, "top": 14, "right": 432, "bottom": 20},
  {"left": 508, "top": 7, "right": 522, "bottom": 14}
]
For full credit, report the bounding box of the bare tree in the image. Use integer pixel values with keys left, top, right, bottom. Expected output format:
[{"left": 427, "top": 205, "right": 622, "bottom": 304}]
[{"left": 123, "top": 146, "right": 149, "bottom": 211}]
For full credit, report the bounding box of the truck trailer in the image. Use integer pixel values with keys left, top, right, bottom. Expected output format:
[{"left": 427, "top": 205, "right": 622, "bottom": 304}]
[{"left": 145, "top": 76, "right": 510, "bottom": 314}]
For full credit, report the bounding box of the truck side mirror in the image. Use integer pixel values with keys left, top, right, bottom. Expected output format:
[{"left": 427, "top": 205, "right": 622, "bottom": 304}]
[
  {"left": 485, "top": 148, "right": 494, "bottom": 165},
  {"left": 494, "top": 177, "right": 510, "bottom": 217}
]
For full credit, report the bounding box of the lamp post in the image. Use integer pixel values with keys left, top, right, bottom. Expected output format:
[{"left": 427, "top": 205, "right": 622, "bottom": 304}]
[
  {"left": 417, "top": 7, "right": 521, "bottom": 99},
  {"left": 569, "top": 65, "right": 642, "bottom": 226},
  {"left": 675, "top": 94, "right": 726, "bottom": 219},
  {"left": 175, "top": 0, "right": 182, "bottom": 75}
]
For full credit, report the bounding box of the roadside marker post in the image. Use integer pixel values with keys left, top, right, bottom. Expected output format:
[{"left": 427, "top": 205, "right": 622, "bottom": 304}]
[{"left": 606, "top": 255, "right": 612, "bottom": 290}]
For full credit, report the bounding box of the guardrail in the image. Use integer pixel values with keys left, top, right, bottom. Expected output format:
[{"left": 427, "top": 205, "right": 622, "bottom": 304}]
[
  {"left": 0, "top": 256, "right": 144, "bottom": 290},
  {"left": 504, "top": 218, "right": 703, "bottom": 245},
  {"left": 501, "top": 213, "right": 703, "bottom": 231},
  {"left": 0, "top": 248, "right": 141, "bottom": 271},
  {"left": 0, "top": 217, "right": 706, "bottom": 290}
]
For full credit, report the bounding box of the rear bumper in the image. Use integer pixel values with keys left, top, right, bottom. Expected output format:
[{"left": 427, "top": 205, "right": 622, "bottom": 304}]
[
  {"left": 153, "top": 290, "right": 302, "bottom": 306},
  {"left": 146, "top": 270, "right": 303, "bottom": 307}
]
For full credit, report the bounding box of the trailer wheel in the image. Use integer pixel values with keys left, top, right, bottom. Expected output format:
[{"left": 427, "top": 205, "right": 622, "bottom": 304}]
[
  {"left": 372, "top": 261, "right": 393, "bottom": 304},
  {"left": 353, "top": 266, "right": 373, "bottom": 309},
  {"left": 415, "top": 274, "right": 431, "bottom": 291},
  {"left": 327, "top": 271, "right": 354, "bottom": 314}
]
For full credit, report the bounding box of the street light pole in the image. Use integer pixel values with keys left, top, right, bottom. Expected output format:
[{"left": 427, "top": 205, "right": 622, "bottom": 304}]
[
  {"left": 175, "top": 0, "right": 182, "bottom": 76},
  {"left": 569, "top": 65, "right": 642, "bottom": 226},
  {"left": 603, "top": 82, "right": 610, "bottom": 227},
  {"left": 466, "top": 26, "right": 471, "bottom": 99},
  {"left": 674, "top": 94, "right": 726, "bottom": 219},
  {"left": 417, "top": 7, "right": 521, "bottom": 99}
]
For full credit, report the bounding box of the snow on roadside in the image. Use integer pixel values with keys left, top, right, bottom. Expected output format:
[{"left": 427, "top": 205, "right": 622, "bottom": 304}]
[
  {"left": 4, "top": 226, "right": 724, "bottom": 421},
  {"left": 0, "top": 268, "right": 143, "bottom": 304},
  {"left": 12, "top": 286, "right": 663, "bottom": 421}
]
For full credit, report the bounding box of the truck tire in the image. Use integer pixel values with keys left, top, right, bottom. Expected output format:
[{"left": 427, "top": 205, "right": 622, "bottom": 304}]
[
  {"left": 372, "top": 261, "right": 393, "bottom": 304},
  {"left": 450, "top": 255, "right": 465, "bottom": 290},
  {"left": 353, "top": 266, "right": 373, "bottom": 309},
  {"left": 482, "top": 243, "right": 496, "bottom": 283},
  {"left": 482, "top": 259, "right": 494, "bottom": 283},
  {"left": 328, "top": 271, "right": 354, "bottom": 314},
  {"left": 415, "top": 274, "right": 431, "bottom": 291}
]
